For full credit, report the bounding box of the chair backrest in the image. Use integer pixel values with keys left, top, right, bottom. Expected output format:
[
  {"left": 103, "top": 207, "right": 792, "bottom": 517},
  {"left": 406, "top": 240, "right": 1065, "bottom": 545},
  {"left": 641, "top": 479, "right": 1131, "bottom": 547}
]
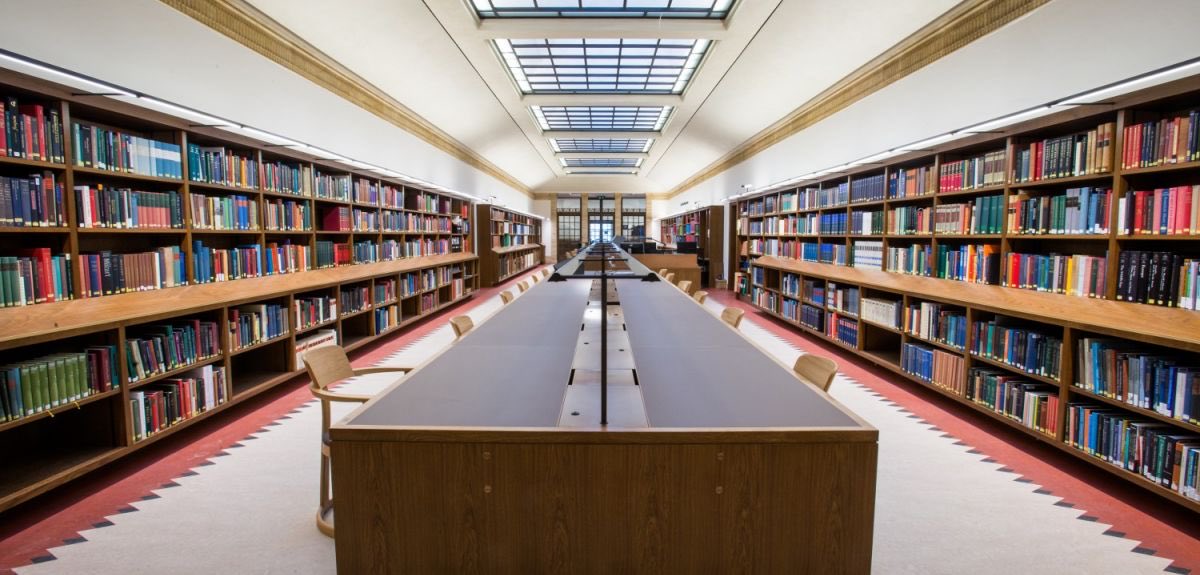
[
  {"left": 450, "top": 315, "right": 474, "bottom": 339},
  {"left": 664, "top": 272, "right": 676, "bottom": 284},
  {"left": 499, "top": 290, "right": 514, "bottom": 304},
  {"left": 658, "top": 268, "right": 669, "bottom": 276},
  {"left": 541, "top": 268, "right": 551, "bottom": 278},
  {"left": 531, "top": 274, "right": 540, "bottom": 284},
  {"left": 677, "top": 280, "right": 693, "bottom": 295},
  {"left": 721, "top": 307, "right": 745, "bottom": 329},
  {"left": 301, "top": 345, "right": 354, "bottom": 391},
  {"left": 794, "top": 354, "right": 838, "bottom": 392},
  {"left": 693, "top": 290, "right": 708, "bottom": 305},
  {"left": 517, "top": 280, "right": 530, "bottom": 293}
]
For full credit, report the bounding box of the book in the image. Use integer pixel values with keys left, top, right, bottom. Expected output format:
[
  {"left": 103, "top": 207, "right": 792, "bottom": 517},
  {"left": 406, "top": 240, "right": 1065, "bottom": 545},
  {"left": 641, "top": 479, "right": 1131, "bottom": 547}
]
[{"left": 1066, "top": 403, "right": 1198, "bottom": 501}]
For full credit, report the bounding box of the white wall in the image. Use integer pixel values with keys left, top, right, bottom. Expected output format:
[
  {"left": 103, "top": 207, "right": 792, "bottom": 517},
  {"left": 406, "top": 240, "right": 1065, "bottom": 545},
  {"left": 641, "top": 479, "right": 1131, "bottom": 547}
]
[
  {"left": 671, "top": 0, "right": 1200, "bottom": 208},
  {"left": 0, "top": 0, "right": 532, "bottom": 210}
]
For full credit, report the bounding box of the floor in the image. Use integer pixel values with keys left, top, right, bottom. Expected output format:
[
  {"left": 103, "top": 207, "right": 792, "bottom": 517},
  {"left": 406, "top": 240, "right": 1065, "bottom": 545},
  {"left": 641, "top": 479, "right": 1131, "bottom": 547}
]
[{"left": 0, "top": 274, "right": 1197, "bottom": 574}]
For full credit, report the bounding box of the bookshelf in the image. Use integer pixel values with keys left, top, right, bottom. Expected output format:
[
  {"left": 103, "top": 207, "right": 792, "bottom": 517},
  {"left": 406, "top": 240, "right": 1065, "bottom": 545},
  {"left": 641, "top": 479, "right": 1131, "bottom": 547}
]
[
  {"left": 476, "top": 204, "right": 543, "bottom": 286},
  {"left": 732, "top": 75, "right": 1200, "bottom": 512},
  {"left": 658, "top": 205, "right": 725, "bottom": 287},
  {"left": 0, "top": 69, "right": 480, "bottom": 511}
]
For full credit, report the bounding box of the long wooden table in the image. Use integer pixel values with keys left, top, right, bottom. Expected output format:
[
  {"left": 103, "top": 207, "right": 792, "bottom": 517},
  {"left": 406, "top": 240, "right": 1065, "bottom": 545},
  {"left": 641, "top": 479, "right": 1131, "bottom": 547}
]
[{"left": 331, "top": 272, "right": 878, "bottom": 574}]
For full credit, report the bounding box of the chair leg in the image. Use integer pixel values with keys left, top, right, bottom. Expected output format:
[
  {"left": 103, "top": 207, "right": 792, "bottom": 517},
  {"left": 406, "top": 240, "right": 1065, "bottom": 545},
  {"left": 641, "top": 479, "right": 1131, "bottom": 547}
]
[{"left": 317, "top": 451, "right": 335, "bottom": 537}]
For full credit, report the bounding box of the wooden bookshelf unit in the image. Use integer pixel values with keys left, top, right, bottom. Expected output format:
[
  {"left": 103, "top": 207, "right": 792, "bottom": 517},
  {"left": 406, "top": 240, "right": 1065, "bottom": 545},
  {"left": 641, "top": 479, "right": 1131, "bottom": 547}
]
[
  {"left": 476, "top": 204, "right": 543, "bottom": 286},
  {"left": 732, "top": 75, "right": 1200, "bottom": 512},
  {"left": 0, "top": 69, "right": 480, "bottom": 511},
  {"left": 659, "top": 205, "right": 724, "bottom": 287}
]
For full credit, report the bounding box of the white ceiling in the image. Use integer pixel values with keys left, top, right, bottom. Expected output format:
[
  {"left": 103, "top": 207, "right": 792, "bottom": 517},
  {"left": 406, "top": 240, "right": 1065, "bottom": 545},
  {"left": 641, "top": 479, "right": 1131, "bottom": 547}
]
[{"left": 242, "top": 0, "right": 967, "bottom": 195}]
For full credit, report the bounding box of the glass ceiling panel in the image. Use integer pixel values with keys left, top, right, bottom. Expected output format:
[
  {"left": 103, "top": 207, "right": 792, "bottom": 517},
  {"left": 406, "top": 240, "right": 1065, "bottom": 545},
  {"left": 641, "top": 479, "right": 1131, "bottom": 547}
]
[
  {"left": 550, "top": 138, "right": 653, "bottom": 153},
  {"left": 561, "top": 158, "right": 643, "bottom": 167},
  {"left": 533, "top": 106, "right": 670, "bottom": 131},
  {"left": 473, "top": 0, "right": 734, "bottom": 19},
  {"left": 496, "top": 38, "right": 710, "bottom": 94}
]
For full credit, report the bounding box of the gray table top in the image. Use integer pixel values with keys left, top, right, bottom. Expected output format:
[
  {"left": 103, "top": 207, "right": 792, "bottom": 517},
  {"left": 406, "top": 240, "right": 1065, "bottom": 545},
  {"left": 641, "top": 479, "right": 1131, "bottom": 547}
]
[{"left": 617, "top": 281, "right": 859, "bottom": 428}]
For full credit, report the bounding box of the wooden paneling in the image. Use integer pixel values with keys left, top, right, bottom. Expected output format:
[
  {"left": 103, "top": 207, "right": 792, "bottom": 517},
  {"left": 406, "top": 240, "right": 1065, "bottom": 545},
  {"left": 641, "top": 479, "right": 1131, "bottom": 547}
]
[{"left": 633, "top": 254, "right": 701, "bottom": 287}]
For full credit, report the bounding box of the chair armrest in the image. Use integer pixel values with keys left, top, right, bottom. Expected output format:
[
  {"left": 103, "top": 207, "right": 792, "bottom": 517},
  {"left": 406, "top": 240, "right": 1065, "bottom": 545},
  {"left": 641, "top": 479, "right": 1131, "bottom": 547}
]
[
  {"left": 311, "top": 387, "right": 372, "bottom": 403},
  {"left": 352, "top": 366, "right": 414, "bottom": 376}
]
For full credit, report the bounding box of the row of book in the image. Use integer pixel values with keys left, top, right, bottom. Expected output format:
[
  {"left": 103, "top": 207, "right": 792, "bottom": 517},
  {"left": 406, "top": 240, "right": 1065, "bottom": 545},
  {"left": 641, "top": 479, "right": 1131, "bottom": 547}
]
[
  {"left": 498, "top": 251, "right": 540, "bottom": 278},
  {"left": 778, "top": 297, "right": 800, "bottom": 323},
  {"left": 339, "top": 285, "right": 370, "bottom": 315},
  {"left": 353, "top": 180, "right": 378, "bottom": 205},
  {"left": 819, "top": 243, "right": 847, "bottom": 265},
  {"left": 1011, "top": 122, "right": 1116, "bottom": 182},
  {"left": 374, "top": 278, "right": 397, "bottom": 304},
  {"left": 354, "top": 208, "right": 378, "bottom": 232},
  {"left": 1, "top": 172, "right": 64, "bottom": 227},
  {"left": 851, "top": 240, "right": 883, "bottom": 271},
  {"left": 1076, "top": 337, "right": 1200, "bottom": 425},
  {"left": 887, "top": 205, "right": 933, "bottom": 235},
  {"left": 315, "top": 241, "right": 352, "bottom": 268},
  {"left": 850, "top": 210, "right": 883, "bottom": 235},
  {"left": 314, "top": 172, "right": 352, "bottom": 201},
  {"left": 850, "top": 173, "right": 885, "bottom": 203},
  {"left": 750, "top": 214, "right": 819, "bottom": 236},
  {"left": 191, "top": 193, "right": 257, "bottom": 231},
  {"left": 418, "top": 291, "right": 439, "bottom": 314},
  {"left": 901, "top": 342, "right": 966, "bottom": 395},
  {"left": 939, "top": 195, "right": 1004, "bottom": 235},
  {"left": 751, "top": 286, "right": 777, "bottom": 313},
  {"left": 193, "top": 242, "right": 267, "bottom": 283},
  {"left": 260, "top": 160, "right": 309, "bottom": 196},
  {"left": 939, "top": 150, "right": 1006, "bottom": 192},
  {"left": 970, "top": 318, "right": 1062, "bottom": 380},
  {"left": 2, "top": 98, "right": 65, "bottom": 163},
  {"left": 966, "top": 368, "right": 1059, "bottom": 436},
  {"left": 320, "top": 206, "right": 351, "bottom": 232},
  {"left": 1001, "top": 252, "right": 1107, "bottom": 298},
  {"left": 75, "top": 185, "right": 182, "bottom": 229},
  {"left": 798, "top": 303, "right": 824, "bottom": 331},
  {"left": 353, "top": 240, "right": 379, "bottom": 264},
  {"left": 936, "top": 244, "right": 999, "bottom": 285},
  {"left": 187, "top": 144, "right": 257, "bottom": 189},
  {"left": 799, "top": 277, "right": 822, "bottom": 304},
  {"left": 374, "top": 304, "right": 400, "bottom": 335},
  {"left": 126, "top": 320, "right": 221, "bottom": 382},
  {"left": 888, "top": 165, "right": 936, "bottom": 198},
  {"left": 264, "top": 198, "right": 311, "bottom": 231},
  {"left": 495, "top": 234, "right": 537, "bottom": 248},
  {"left": 230, "top": 304, "right": 288, "bottom": 350},
  {"left": 72, "top": 122, "right": 183, "bottom": 179},
  {"left": 1065, "top": 404, "right": 1198, "bottom": 502},
  {"left": 826, "top": 283, "right": 859, "bottom": 315},
  {"left": 0, "top": 249, "right": 72, "bottom": 306},
  {"left": 295, "top": 296, "right": 337, "bottom": 330},
  {"left": 1117, "top": 186, "right": 1199, "bottom": 236},
  {"left": 904, "top": 301, "right": 966, "bottom": 349},
  {"left": 887, "top": 244, "right": 933, "bottom": 277},
  {"left": 130, "top": 365, "right": 228, "bottom": 442},
  {"left": 382, "top": 213, "right": 458, "bottom": 233},
  {"left": 79, "top": 247, "right": 186, "bottom": 298},
  {"left": 0, "top": 346, "right": 117, "bottom": 422},
  {"left": 819, "top": 212, "right": 847, "bottom": 235},
  {"left": 861, "top": 297, "right": 901, "bottom": 329},
  {"left": 827, "top": 312, "right": 859, "bottom": 347},
  {"left": 1007, "top": 187, "right": 1111, "bottom": 235},
  {"left": 1122, "top": 111, "right": 1199, "bottom": 169},
  {"left": 1114, "top": 250, "right": 1196, "bottom": 309},
  {"left": 492, "top": 221, "right": 535, "bottom": 236}
]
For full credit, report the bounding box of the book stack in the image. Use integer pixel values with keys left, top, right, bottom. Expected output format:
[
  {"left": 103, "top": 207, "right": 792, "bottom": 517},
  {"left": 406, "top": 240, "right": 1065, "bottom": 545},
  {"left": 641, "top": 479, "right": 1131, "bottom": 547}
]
[
  {"left": 190, "top": 193, "right": 258, "bottom": 230},
  {"left": 751, "top": 286, "right": 776, "bottom": 311},
  {"left": 780, "top": 297, "right": 799, "bottom": 322},
  {"left": 381, "top": 239, "right": 402, "bottom": 261},
  {"left": 382, "top": 210, "right": 407, "bottom": 232},
  {"left": 819, "top": 183, "right": 849, "bottom": 207},
  {"left": 295, "top": 295, "right": 336, "bottom": 330},
  {"left": 0, "top": 346, "right": 117, "bottom": 421},
  {"left": 819, "top": 212, "right": 846, "bottom": 234},
  {"left": 0, "top": 248, "right": 73, "bottom": 306},
  {"left": 230, "top": 304, "right": 288, "bottom": 350},
  {"left": 801, "top": 278, "right": 824, "bottom": 304},
  {"left": 420, "top": 291, "right": 438, "bottom": 314},
  {"left": 2, "top": 97, "right": 65, "bottom": 162},
  {"left": 263, "top": 197, "right": 311, "bottom": 231},
  {"left": 861, "top": 297, "right": 901, "bottom": 329},
  {"left": 192, "top": 241, "right": 263, "bottom": 283},
  {"left": 1122, "top": 110, "right": 1200, "bottom": 168},
  {"left": 939, "top": 150, "right": 1005, "bottom": 192},
  {"left": 2, "top": 173, "right": 65, "bottom": 226},
  {"left": 970, "top": 318, "right": 1062, "bottom": 380},
  {"left": 781, "top": 272, "right": 800, "bottom": 298},
  {"left": 1117, "top": 186, "right": 1199, "bottom": 236},
  {"left": 187, "top": 144, "right": 258, "bottom": 188},
  {"left": 1003, "top": 251, "right": 1107, "bottom": 297},
  {"left": 967, "top": 368, "right": 1059, "bottom": 436},
  {"left": 1012, "top": 121, "right": 1116, "bottom": 182},
  {"left": 381, "top": 184, "right": 403, "bottom": 209},
  {"left": 1076, "top": 337, "right": 1200, "bottom": 424},
  {"left": 75, "top": 185, "right": 181, "bottom": 229},
  {"left": 125, "top": 320, "right": 221, "bottom": 382},
  {"left": 1009, "top": 187, "right": 1112, "bottom": 235},
  {"left": 71, "top": 122, "right": 182, "bottom": 178},
  {"left": 819, "top": 243, "right": 847, "bottom": 266},
  {"left": 130, "top": 365, "right": 227, "bottom": 442},
  {"left": 79, "top": 247, "right": 186, "bottom": 297},
  {"left": 374, "top": 278, "right": 397, "bottom": 304}
]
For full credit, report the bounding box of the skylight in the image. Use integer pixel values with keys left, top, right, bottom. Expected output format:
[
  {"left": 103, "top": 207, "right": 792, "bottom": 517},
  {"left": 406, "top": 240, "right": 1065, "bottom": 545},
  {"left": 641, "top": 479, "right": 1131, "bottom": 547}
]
[
  {"left": 550, "top": 138, "right": 654, "bottom": 153},
  {"left": 561, "top": 157, "right": 643, "bottom": 168},
  {"left": 472, "top": 0, "right": 734, "bottom": 19},
  {"left": 533, "top": 106, "right": 670, "bottom": 131},
  {"left": 495, "top": 38, "right": 710, "bottom": 94}
]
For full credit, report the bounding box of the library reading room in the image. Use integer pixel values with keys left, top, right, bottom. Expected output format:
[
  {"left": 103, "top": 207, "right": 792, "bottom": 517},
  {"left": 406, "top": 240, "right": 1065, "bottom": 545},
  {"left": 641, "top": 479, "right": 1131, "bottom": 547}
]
[{"left": 1, "top": 1, "right": 1200, "bottom": 573}]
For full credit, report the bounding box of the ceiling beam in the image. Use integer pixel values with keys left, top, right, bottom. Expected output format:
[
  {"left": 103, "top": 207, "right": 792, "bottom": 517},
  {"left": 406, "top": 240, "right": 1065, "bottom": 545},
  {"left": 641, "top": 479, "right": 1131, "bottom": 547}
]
[
  {"left": 522, "top": 94, "right": 683, "bottom": 107},
  {"left": 557, "top": 152, "right": 648, "bottom": 159},
  {"left": 474, "top": 18, "right": 728, "bottom": 40},
  {"left": 545, "top": 130, "right": 659, "bottom": 139}
]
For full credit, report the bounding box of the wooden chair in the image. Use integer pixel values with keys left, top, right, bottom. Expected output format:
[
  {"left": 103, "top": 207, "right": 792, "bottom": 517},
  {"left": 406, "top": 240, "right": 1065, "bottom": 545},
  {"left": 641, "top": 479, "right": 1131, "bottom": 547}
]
[
  {"left": 541, "top": 268, "right": 551, "bottom": 278},
  {"left": 530, "top": 274, "right": 540, "bottom": 284},
  {"left": 793, "top": 354, "right": 838, "bottom": 392},
  {"left": 658, "top": 268, "right": 669, "bottom": 276},
  {"left": 676, "top": 280, "right": 693, "bottom": 295},
  {"left": 450, "top": 315, "right": 474, "bottom": 339},
  {"left": 693, "top": 290, "right": 708, "bottom": 305},
  {"left": 499, "top": 290, "right": 514, "bottom": 305},
  {"left": 664, "top": 272, "right": 676, "bottom": 284},
  {"left": 302, "top": 345, "right": 413, "bottom": 538},
  {"left": 517, "top": 280, "right": 530, "bottom": 293},
  {"left": 721, "top": 307, "right": 745, "bottom": 329}
]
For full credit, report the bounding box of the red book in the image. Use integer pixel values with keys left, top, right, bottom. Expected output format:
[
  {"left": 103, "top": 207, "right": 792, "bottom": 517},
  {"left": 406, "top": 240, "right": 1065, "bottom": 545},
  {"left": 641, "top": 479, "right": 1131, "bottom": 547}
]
[
  {"left": 1168, "top": 187, "right": 1178, "bottom": 235},
  {"left": 1152, "top": 189, "right": 1163, "bottom": 234},
  {"left": 0, "top": 99, "right": 6, "bottom": 156},
  {"left": 17, "top": 105, "right": 44, "bottom": 161}
]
